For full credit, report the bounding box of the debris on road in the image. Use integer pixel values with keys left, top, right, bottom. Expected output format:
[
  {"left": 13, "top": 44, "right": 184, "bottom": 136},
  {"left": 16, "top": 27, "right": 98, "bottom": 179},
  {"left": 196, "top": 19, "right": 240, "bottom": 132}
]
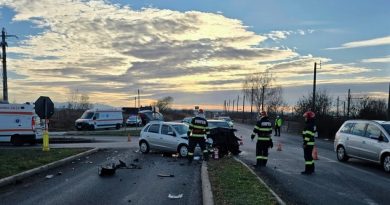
[
  {"left": 133, "top": 158, "right": 139, "bottom": 162},
  {"left": 45, "top": 175, "right": 54, "bottom": 179},
  {"left": 99, "top": 164, "right": 117, "bottom": 176},
  {"left": 158, "top": 173, "right": 175, "bottom": 177},
  {"left": 57, "top": 172, "right": 62, "bottom": 175},
  {"left": 168, "top": 194, "right": 183, "bottom": 199}
]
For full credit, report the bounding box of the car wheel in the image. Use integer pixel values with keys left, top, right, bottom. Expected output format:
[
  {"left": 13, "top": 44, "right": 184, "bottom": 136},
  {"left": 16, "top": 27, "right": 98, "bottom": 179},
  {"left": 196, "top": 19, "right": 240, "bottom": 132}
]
[
  {"left": 139, "top": 141, "right": 150, "bottom": 154},
  {"left": 336, "top": 146, "right": 349, "bottom": 162},
  {"left": 88, "top": 125, "right": 95, "bottom": 131},
  {"left": 116, "top": 124, "right": 121, "bottom": 130},
  {"left": 178, "top": 144, "right": 189, "bottom": 157},
  {"left": 382, "top": 155, "right": 390, "bottom": 173}
]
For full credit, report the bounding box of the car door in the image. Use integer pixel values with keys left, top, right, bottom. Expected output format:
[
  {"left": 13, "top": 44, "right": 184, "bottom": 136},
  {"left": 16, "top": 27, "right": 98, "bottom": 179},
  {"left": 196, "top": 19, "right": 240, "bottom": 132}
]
[
  {"left": 160, "top": 124, "right": 179, "bottom": 152},
  {"left": 347, "top": 122, "right": 367, "bottom": 157},
  {"left": 145, "top": 123, "right": 162, "bottom": 149},
  {"left": 361, "top": 123, "right": 384, "bottom": 161}
]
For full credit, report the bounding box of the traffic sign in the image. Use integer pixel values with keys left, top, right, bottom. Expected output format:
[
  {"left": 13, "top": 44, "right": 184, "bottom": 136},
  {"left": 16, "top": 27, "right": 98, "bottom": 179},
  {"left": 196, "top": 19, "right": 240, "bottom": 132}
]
[{"left": 35, "top": 96, "right": 54, "bottom": 119}]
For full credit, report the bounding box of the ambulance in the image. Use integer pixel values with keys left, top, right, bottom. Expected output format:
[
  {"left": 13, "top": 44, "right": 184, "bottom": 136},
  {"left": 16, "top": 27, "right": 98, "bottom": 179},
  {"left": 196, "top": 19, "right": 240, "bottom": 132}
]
[
  {"left": 75, "top": 109, "right": 123, "bottom": 130},
  {"left": 0, "top": 103, "right": 42, "bottom": 145}
]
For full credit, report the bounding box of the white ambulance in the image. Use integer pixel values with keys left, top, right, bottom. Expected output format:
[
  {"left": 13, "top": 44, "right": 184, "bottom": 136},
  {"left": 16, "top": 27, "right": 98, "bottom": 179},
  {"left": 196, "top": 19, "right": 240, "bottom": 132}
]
[
  {"left": 75, "top": 109, "right": 123, "bottom": 131},
  {"left": 0, "top": 103, "right": 42, "bottom": 145}
]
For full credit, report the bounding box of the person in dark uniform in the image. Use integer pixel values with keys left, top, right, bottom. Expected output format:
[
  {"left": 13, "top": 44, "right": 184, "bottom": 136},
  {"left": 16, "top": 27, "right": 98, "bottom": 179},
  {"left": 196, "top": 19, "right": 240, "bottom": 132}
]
[
  {"left": 187, "top": 109, "right": 209, "bottom": 164},
  {"left": 301, "top": 111, "right": 316, "bottom": 175},
  {"left": 251, "top": 111, "right": 273, "bottom": 167}
]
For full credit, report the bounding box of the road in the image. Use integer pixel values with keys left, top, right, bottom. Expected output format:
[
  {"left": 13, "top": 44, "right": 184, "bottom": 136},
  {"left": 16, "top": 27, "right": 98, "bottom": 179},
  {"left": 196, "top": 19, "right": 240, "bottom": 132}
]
[
  {"left": 0, "top": 140, "right": 202, "bottom": 205},
  {"left": 234, "top": 122, "right": 390, "bottom": 205}
]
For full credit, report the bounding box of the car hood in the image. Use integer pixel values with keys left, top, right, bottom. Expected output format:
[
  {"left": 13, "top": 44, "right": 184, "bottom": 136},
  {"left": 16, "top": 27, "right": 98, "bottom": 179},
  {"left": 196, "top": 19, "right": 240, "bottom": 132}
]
[{"left": 75, "top": 119, "right": 91, "bottom": 123}]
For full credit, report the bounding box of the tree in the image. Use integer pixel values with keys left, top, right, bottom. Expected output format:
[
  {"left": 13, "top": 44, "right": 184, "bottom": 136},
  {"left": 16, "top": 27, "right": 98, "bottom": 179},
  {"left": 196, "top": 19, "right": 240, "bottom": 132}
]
[
  {"left": 67, "top": 89, "right": 93, "bottom": 110},
  {"left": 356, "top": 97, "right": 387, "bottom": 120},
  {"left": 154, "top": 96, "right": 174, "bottom": 113},
  {"left": 295, "top": 89, "right": 332, "bottom": 118},
  {"left": 242, "top": 71, "right": 285, "bottom": 114}
]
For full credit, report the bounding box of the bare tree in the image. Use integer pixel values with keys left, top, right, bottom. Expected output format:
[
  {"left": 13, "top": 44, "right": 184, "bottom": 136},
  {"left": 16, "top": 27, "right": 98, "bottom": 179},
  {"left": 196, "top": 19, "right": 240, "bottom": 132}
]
[
  {"left": 154, "top": 96, "right": 174, "bottom": 113},
  {"left": 67, "top": 89, "right": 93, "bottom": 110},
  {"left": 242, "top": 71, "right": 284, "bottom": 114},
  {"left": 79, "top": 93, "right": 93, "bottom": 110},
  {"left": 351, "top": 96, "right": 387, "bottom": 120},
  {"left": 295, "top": 89, "right": 332, "bottom": 117}
]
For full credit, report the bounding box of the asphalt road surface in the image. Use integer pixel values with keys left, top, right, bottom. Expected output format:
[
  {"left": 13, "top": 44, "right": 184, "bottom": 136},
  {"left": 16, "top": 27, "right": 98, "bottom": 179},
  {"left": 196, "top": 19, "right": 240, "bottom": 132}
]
[
  {"left": 235, "top": 122, "right": 390, "bottom": 205},
  {"left": 0, "top": 147, "right": 202, "bottom": 205}
]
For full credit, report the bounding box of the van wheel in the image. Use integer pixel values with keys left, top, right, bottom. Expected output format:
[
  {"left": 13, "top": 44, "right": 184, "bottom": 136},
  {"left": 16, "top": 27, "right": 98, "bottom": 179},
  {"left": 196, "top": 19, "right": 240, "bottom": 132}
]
[
  {"left": 382, "top": 154, "right": 390, "bottom": 173},
  {"left": 139, "top": 141, "right": 150, "bottom": 154},
  {"left": 88, "top": 125, "right": 95, "bottom": 131},
  {"left": 11, "top": 136, "right": 23, "bottom": 146},
  {"left": 178, "top": 145, "right": 189, "bottom": 157},
  {"left": 116, "top": 124, "right": 121, "bottom": 130},
  {"left": 336, "top": 146, "right": 349, "bottom": 162}
]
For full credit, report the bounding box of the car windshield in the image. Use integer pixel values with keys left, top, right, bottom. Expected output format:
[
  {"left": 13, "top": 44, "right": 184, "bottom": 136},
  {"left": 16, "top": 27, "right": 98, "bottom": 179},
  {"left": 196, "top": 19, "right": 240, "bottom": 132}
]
[
  {"left": 381, "top": 124, "right": 390, "bottom": 135},
  {"left": 128, "top": 116, "right": 138, "bottom": 121},
  {"left": 80, "top": 111, "right": 94, "bottom": 119},
  {"left": 172, "top": 124, "right": 188, "bottom": 135},
  {"left": 208, "top": 121, "right": 230, "bottom": 128}
]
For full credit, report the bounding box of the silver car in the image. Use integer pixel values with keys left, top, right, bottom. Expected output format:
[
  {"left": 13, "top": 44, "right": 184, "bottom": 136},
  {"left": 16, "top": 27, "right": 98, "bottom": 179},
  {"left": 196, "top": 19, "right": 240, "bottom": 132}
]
[
  {"left": 139, "top": 121, "right": 190, "bottom": 157},
  {"left": 334, "top": 120, "right": 390, "bottom": 172}
]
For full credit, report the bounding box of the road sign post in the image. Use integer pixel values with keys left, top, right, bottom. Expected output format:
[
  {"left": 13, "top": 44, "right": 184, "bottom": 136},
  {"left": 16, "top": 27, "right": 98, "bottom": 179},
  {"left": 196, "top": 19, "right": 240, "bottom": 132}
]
[{"left": 35, "top": 96, "right": 54, "bottom": 152}]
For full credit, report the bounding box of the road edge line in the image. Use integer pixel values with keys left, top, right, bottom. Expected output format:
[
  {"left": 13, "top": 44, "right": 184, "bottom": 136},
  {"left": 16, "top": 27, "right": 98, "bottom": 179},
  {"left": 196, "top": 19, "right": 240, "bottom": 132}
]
[
  {"left": 201, "top": 161, "right": 214, "bottom": 205},
  {"left": 234, "top": 156, "right": 286, "bottom": 205},
  {"left": 0, "top": 147, "right": 99, "bottom": 188}
]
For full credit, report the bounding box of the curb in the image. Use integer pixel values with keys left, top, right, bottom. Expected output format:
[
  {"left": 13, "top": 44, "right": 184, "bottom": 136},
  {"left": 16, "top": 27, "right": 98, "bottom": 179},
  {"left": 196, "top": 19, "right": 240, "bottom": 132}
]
[
  {"left": 234, "top": 157, "right": 286, "bottom": 205},
  {"left": 0, "top": 148, "right": 99, "bottom": 188},
  {"left": 201, "top": 161, "right": 214, "bottom": 205}
]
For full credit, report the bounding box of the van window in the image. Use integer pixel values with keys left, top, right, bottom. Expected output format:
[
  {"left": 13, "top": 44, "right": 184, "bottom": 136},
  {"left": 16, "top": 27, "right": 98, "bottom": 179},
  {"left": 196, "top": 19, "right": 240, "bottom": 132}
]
[
  {"left": 148, "top": 124, "right": 160, "bottom": 133},
  {"left": 94, "top": 113, "right": 99, "bottom": 119},
  {"left": 351, "top": 123, "right": 366, "bottom": 137},
  {"left": 340, "top": 123, "right": 354, "bottom": 134},
  {"left": 365, "top": 124, "right": 381, "bottom": 138},
  {"left": 81, "top": 111, "right": 94, "bottom": 119}
]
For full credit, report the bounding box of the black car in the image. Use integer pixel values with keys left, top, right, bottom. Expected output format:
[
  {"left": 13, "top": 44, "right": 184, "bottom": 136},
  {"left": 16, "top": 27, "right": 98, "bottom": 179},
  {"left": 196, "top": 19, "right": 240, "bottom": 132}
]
[{"left": 207, "top": 120, "right": 241, "bottom": 157}]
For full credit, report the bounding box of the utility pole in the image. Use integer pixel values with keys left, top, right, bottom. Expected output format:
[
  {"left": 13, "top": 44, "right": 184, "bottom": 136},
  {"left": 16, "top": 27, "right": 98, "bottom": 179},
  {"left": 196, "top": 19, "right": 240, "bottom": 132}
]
[
  {"left": 242, "top": 95, "right": 245, "bottom": 122},
  {"left": 237, "top": 95, "right": 239, "bottom": 112},
  {"left": 250, "top": 87, "right": 254, "bottom": 120},
  {"left": 1, "top": 28, "right": 17, "bottom": 103},
  {"left": 261, "top": 85, "right": 265, "bottom": 111},
  {"left": 134, "top": 97, "right": 137, "bottom": 107},
  {"left": 336, "top": 96, "right": 339, "bottom": 117},
  {"left": 343, "top": 101, "right": 346, "bottom": 117},
  {"left": 137, "top": 89, "right": 140, "bottom": 108},
  {"left": 347, "top": 89, "right": 351, "bottom": 118},
  {"left": 232, "top": 100, "right": 235, "bottom": 113},
  {"left": 312, "top": 62, "right": 318, "bottom": 112}
]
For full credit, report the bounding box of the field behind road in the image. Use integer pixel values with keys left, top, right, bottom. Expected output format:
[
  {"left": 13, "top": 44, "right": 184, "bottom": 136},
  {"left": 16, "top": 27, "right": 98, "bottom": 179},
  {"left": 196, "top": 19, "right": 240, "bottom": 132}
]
[{"left": 235, "top": 122, "right": 390, "bottom": 205}]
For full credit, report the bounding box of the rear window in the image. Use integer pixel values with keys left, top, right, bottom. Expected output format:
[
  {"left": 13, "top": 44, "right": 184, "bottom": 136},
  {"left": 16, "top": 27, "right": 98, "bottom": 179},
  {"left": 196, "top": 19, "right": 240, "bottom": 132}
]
[
  {"left": 351, "top": 123, "right": 366, "bottom": 137},
  {"left": 340, "top": 123, "right": 354, "bottom": 134}
]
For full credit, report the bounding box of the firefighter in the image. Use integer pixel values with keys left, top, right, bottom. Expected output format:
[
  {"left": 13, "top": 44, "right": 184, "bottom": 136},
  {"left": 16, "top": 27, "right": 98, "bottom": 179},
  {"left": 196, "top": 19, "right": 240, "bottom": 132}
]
[
  {"left": 187, "top": 109, "right": 209, "bottom": 164},
  {"left": 301, "top": 111, "right": 316, "bottom": 175},
  {"left": 251, "top": 111, "right": 273, "bottom": 167},
  {"left": 274, "top": 115, "right": 282, "bottom": 137}
]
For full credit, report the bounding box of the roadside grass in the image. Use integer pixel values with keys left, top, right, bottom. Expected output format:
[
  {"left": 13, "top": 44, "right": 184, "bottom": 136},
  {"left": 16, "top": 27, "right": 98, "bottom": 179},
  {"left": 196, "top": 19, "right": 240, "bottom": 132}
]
[
  {"left": 66, "top": 128, "right": 141, "bottom": 137},
  {"left": 0, "top": 148, "right": 89, "bottom": 179},
  {"left": 208, "top": 157, "right": 278, "bottom": 205}
]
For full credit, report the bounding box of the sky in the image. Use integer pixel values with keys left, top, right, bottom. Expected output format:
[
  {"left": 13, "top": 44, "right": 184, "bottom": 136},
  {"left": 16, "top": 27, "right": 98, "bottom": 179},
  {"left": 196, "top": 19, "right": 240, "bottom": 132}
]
[{"left": 0, "top": 0, "right": 389, "bottom": 110}]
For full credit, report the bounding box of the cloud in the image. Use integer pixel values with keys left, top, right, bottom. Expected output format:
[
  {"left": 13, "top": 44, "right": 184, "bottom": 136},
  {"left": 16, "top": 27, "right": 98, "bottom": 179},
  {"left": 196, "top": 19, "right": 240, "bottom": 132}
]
[
  {"left": 327, "top": 36, "right": 390, "bottom": 50},
  {"left": 265, "top": 29, "right": 314, "bottom": 41},
  {"left": 361, "top": 55, "right": 390, "bottom": 63}
]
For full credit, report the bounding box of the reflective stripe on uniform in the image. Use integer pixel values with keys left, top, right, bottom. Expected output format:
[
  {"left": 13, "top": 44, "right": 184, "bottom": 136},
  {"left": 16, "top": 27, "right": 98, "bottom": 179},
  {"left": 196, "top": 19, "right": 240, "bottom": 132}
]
[
  {"left": 256, "top": 156, "right": 268, "bottom": 159},
  {"left": 305, "top": 160, "right": 314, "bottom": 165},
  {"left": 304, "top": 137, "right": 311, "bottom": 141},
  {"left": 258, "top": 137, "right": 270, "bottom": 141},
  {"left": 302, "top": 130, "right": 315, "bottom": 136},
  {"left": 191, "top": 134, "right": 206, "bottom": 137},
  {"left": 255, "top": 126, "right": 272, "bottom": 131},
  {"left": 189, "top": 124, "right": 207, "bottom": 130},
  {"left": 307, "top": 142, "right": 315, "bottom": 146},
  {"left": 203, "top": 150, "right": 208, "bottom": 153},
  {"left": 188, "top": 152, "right": 193, "bottom": 156}
]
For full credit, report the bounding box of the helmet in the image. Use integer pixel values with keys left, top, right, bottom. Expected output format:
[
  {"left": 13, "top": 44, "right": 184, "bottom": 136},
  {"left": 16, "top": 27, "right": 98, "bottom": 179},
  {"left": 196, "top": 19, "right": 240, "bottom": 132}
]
[
  {"left": 260, "top": 111, "right": 267, "bottom": 117},
  {"left": 198, "top": 109, "right": 204, "bottom": 114},
  {"left": 303, "top": 111, "right": 315, "bottom": 119}
]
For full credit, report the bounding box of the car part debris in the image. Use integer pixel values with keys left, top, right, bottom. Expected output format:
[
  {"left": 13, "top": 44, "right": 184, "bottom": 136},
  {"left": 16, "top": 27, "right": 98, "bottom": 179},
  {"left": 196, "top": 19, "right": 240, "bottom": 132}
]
[
  {"left": 194, "top": 156, "right": 200, "bottom": 160},
  {"left": 57, "top": 172, "right": 62, "bottom": 175},
  {"left": 115, "top": 160, "right": 127, "bottom": 168},
  {"left": 158, "top": 173, "right": 175, "bottom": 177},
  {"left": 99, "top": 163, "right": 116, "bottom": 176},
  {"left": 168, "top": 194, "right": 183, "bottom": 199},
  {"left": 133, "top": 158, "right": 139, "bottom": 162},
  {"left": 45, "top": 175, "right": 54, "bottom": 179}
]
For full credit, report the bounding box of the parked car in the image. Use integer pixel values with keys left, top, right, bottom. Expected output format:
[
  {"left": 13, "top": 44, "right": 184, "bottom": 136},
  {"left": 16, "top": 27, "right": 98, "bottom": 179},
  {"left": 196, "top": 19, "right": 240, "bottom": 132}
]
[
  {"left": 334, "top": 120, "right": 390, "bottom": 172},
  {"left": 217, "top": 116, "right": 234, "bottom": 128},
  {"left": 139, "top": 121, "right": 190, "bottom": 157},
  {"left": 181, "top": 117, "right": 193, "bottom": 124},
  {"left": 126, "top": 115, "right": 142, "bottom": 127}
]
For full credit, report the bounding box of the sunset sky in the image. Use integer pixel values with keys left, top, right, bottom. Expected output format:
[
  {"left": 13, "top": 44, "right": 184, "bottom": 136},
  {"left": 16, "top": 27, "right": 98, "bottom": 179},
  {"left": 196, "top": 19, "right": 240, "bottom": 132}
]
[{"left": 0, "top": 0, "right": 389, "bottom": 110}]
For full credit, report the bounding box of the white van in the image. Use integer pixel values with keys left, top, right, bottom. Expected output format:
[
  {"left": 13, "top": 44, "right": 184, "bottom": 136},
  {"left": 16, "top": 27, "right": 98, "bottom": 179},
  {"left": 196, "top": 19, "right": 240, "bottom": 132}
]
[
  {"left": 0, "top": 103, "right": 42, "bottom": 145},
  {"left": 75, "top": 109, "right": 123, "bottom": 130}
]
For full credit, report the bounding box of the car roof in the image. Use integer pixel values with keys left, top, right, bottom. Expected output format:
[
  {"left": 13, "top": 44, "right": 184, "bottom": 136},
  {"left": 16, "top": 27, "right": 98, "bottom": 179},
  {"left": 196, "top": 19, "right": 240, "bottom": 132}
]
[
  {"left": 148, "top": 121, "right": 185, "bottom": 125},
  {"left": 208, "top": 119, "right": 227, "bottom": 123},
  {"left": 344, "top": 119, "right": 389, "bottom": 125}
]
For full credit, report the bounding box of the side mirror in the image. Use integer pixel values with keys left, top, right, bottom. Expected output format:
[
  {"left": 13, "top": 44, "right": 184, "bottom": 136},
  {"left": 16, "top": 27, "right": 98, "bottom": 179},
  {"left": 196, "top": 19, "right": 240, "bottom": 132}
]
[{"left": 378, "top": 134, "right": 384, "bottom": 142}]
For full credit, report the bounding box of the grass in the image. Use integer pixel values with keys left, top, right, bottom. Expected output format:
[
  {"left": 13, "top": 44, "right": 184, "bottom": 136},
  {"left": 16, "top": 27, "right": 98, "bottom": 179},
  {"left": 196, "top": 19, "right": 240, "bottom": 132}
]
[
  {"left": 66, "top": 129, "right": 141, "bottom": 137},
  {"left": 0, "top": 148, "right": 89, "bottom": 179},
  {"left": 208, "top": 157, "right": 278, "bottom": 205}
]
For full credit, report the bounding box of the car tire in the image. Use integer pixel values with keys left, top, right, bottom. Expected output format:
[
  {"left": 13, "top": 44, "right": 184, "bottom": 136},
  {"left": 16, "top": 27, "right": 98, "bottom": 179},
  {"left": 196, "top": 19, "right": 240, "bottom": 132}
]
[
  {"left": 139, "top": 141, "right": 150, "bottom": 154},
  {"left": 88, "top": 125, "right": 95, "bottom": 131},
  {"left": 11, "top": 135, "right": 23, "bottom": 146},
  {"left": 336, "top": 145, "right": 349, "bottom": 162},
  {"left": 382, "top": 154, "right": 390, "bottom": 173},
  {"left": 116, "top": 124, "right": 121, "bottom": 130},
  {"left": 178, "top": 144, "right": 189, "bottom": 157}
]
